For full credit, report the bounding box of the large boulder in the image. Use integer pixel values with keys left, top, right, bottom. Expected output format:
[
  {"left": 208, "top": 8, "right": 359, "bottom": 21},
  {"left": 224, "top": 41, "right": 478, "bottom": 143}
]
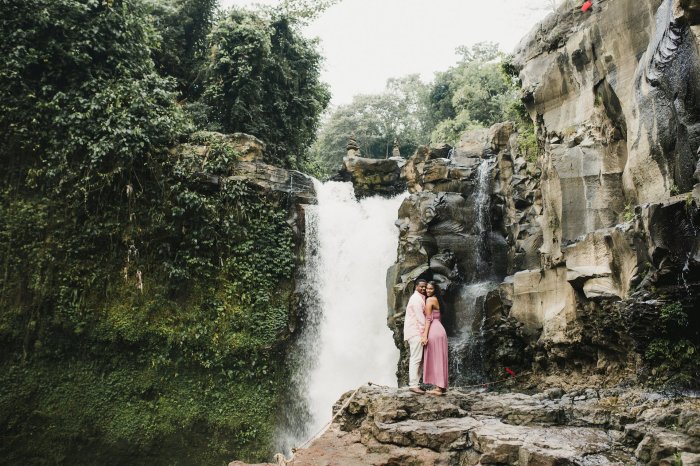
[{"left": 335, "top": 154, "right": 406, "bottom": 198}]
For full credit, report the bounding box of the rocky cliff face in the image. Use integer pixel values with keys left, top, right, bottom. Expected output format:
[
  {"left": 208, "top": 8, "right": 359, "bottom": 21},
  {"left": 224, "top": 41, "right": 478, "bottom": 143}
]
[
  {"left": 376, "top": 0, "right": 700, "bottom": 388},
  {"left": 513, "top": 0, "right": 700, "bottom": 254}
]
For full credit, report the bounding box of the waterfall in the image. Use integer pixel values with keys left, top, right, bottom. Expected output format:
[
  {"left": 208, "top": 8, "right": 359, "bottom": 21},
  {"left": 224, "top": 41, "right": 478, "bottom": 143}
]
[
  {"left": 449, "top": 158, "right": 498, "bottom": 385},
  {"left": 472, "top": 158, "right": 494, "bottom": 282},
  {"left": 276, "top": 181, "right": 403, "bottom": 452},
  {"left": 448, "top": 281, "right": 497, "bottom": 385}
]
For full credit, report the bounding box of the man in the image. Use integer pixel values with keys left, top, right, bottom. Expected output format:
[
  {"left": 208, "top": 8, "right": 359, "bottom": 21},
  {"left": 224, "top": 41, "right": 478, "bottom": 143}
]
[{"left": 403, "top": 278, "right": 427, "bottom": 394}]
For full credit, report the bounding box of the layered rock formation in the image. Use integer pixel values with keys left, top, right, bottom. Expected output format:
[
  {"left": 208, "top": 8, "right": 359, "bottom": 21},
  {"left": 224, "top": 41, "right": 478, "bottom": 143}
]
[
  {"left": 334, "top": 135, "right": 406, "bottom": 198},
  {"left": 386, "top": 135, "right": 510, "bottom": 386},
  {"left": 379, "top": 0, "right": 700, "bottom": 388},
  {"left": 484, "top": 0, "right": 700, "bottom": 381},
  {"left": 233, "top": 385, "right": 700, "bottom": 466},
  {"left": 179, "top": 131, "right": 316, "bottom": 205},
  {"left": 513, "top": 0, "right": 700, "bottom": 255}
]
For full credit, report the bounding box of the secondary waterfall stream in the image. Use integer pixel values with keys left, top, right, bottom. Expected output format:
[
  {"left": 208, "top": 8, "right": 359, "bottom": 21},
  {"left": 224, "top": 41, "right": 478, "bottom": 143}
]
[
  {"left": 448, "top": 157, "right": 498, "bottom": 385},
  {"left": 276, "top": 181, "right": 403, "bottom": 452}
]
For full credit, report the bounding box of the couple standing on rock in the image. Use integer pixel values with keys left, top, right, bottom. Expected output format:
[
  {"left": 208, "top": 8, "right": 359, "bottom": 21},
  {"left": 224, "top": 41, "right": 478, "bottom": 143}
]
[{"left": 403, "top": 278, "right": 449, "bottom": 396}]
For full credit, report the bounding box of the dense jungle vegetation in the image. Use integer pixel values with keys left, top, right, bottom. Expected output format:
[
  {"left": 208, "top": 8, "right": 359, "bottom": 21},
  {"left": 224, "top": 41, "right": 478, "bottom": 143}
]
[
  {"left": 0, "top": 0, "right": 528, "bottom": 463},
  {"left": 310, "top": 42, "right": 532, "bottom": 177},
  {"left": 0, "top": 0, "right": 328, "bottom": 463}
]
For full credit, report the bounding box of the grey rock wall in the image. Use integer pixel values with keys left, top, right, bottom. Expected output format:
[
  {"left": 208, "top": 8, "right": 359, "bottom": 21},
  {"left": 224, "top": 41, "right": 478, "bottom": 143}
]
[
  {"left": 484, "top": 0, "right": 700, "bottom": 382},
  {"left": 514, "top": 0, "right": 700, "bottom": 247}
]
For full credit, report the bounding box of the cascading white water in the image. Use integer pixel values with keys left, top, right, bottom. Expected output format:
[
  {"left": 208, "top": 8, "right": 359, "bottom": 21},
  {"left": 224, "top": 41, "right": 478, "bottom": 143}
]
[
  {"left": 307, "top": 181, "right": 402, "bottom": 426},
  {"left": 281, "top": 181, "right": 403, "bottom": 446},
  {"left": 448, "top": 157, "right": 497, "bottom": 385},
  {"left": 448, "top": 281, "right": 497, "bottom": 383},
  {"left": 472, "top": 158, "right": 494, "bottom": 281}
]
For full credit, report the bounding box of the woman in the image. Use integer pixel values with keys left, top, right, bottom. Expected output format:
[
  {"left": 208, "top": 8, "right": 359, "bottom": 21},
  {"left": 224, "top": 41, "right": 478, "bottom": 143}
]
[{"left": 422, "top": 281, "right": 448, "bottom": 395}]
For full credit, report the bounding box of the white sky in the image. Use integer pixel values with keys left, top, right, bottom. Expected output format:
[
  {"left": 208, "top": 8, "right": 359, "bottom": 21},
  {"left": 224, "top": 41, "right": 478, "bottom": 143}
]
[{"left": 219, "top": 0, "right": 556, "bottom": 105}]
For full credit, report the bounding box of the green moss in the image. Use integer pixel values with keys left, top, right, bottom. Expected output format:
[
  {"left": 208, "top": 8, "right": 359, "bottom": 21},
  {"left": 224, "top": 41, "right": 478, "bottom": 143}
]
[
  {"left": 518, "top": 129, "right": 539, "bottom": 164},
  {"left": 0, "top": 355, "right": 281, "bottom": 464},
  {"left": 0, "top": 136, "right": 298, "bottom": 463},
  {"left": 644, "top": 302, "right": 700, "bottom": 388}
]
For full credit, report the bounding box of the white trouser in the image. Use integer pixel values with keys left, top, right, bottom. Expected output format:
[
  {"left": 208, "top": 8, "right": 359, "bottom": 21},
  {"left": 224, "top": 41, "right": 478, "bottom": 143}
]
[{"left": 407, "top": 335, "right": 423, "bottom": 388}]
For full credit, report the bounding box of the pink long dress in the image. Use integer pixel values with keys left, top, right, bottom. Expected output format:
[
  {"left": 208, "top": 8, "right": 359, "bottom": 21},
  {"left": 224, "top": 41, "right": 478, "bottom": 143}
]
[{"left": 423, "top": 308, "right": 448, "bottom": 389}]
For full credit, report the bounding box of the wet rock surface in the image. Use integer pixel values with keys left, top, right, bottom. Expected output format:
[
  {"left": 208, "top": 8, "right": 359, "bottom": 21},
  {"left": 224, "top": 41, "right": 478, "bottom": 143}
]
[{"left": 239, "top": 385, "right": 700, "bottom": 465}]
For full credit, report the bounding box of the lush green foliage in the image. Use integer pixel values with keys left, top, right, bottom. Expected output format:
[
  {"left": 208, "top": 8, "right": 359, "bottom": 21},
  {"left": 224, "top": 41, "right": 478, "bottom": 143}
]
[
  {"left": 144, "top": 0, "right": 218, "bottom": 99},
  {"left": 1, "top": 0, "right": 186, "bottom": 193},
  {"left": 311, "top": 42, "right": 523, "bottom": 176},
  {"left": 0, "top": 136, "right": 297, "bottom": 464},
  {"left": 274, "top": 0, "right": 342, "bottom": 22},
  {"left": 202, "top": 9, "right": 331, "bottom": 168},
  {"left": 644, "top": 302, "right": 700, "bottom": 388},
  {"left": 429, "top": 42, "right": 517, "bottom": 144},
  {"left": 0, "top": 0, "right": 305, "bottom": 463},
  {"left": 311, "top": 75, "right": 432, "bottom": 176}
]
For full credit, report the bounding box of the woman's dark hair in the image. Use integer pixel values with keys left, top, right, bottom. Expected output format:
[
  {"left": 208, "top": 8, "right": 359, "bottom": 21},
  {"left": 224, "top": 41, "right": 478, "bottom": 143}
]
[{"left": 427, "top": 281, "right": 445, "bottom": 312}]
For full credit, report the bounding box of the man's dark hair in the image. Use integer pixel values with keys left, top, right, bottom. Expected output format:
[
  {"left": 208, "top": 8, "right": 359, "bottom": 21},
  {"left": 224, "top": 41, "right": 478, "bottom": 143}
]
[{"left": 415, "top": 278, "right": 428, "bottom": 285}]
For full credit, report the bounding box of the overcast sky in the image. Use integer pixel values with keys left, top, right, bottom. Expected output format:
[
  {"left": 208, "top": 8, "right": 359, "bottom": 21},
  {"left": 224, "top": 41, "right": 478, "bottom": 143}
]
[{"left": 218, "top": 0, "right": 556, "bottom": 105}]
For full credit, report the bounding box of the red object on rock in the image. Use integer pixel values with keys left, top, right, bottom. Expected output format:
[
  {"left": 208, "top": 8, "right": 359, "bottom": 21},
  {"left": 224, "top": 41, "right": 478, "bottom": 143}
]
[
  {"left": 581, "top": 1, "right": 592, "bottom": 11},
  {"left": 505, "top": 367, "right": 516, "bottom": 377}
]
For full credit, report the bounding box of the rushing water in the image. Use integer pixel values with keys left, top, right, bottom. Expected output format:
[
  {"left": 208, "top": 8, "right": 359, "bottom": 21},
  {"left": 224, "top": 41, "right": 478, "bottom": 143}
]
[
  {"left": 449, "top": 158, "right": 498, "bottom": 385},
  {"left": 448, "top": 281, "right": 497, "bottom": 385},
  {"left": 472, "top": 158, "right": 494, "bottom": 282},
  {"left": 276, "top": 181, "right": 403, "bottom": 452}
]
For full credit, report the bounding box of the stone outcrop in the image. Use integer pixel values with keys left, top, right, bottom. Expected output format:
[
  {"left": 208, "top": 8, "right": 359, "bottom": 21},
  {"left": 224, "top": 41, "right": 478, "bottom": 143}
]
[
  {"left": 241, "top": 385, "right": 700, "bottom": 466},
  {"left": 388, "top": 131, "right": 510, "bottom": 387},
  {"left": 177, "top": 132, "right": 316, "bottom": 205},
  {"left": 229, "top": 161, "right": 316, "bottom": 205},
  {"left": 174, "top": 132, "right": 317, "bottom": 246},
  {"left": 334, "top": 134, "right": 407, "bottom": 198},
  {"left": 335, "top": 154, "right": 406, "bottom": 198}
]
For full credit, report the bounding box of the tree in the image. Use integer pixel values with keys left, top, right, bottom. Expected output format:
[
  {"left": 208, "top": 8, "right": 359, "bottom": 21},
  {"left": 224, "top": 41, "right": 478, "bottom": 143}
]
[
  {"left": 0, "top": 0, "right": 185, "bottom": 199},
  {"left": 276, "top": 0, "right": 342, "bottom": 22},
  {"left": 311, "top": 75, "right": 432, "bottom": 177},
  {"left": 202, "top": 9, "right": 331, "bottom": 168},
  {"left": 427, "top": 42, "right": 517, "bottom": 144},
  {"left": 143, "top": 0, "right": 218, "bottom": 99}
]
